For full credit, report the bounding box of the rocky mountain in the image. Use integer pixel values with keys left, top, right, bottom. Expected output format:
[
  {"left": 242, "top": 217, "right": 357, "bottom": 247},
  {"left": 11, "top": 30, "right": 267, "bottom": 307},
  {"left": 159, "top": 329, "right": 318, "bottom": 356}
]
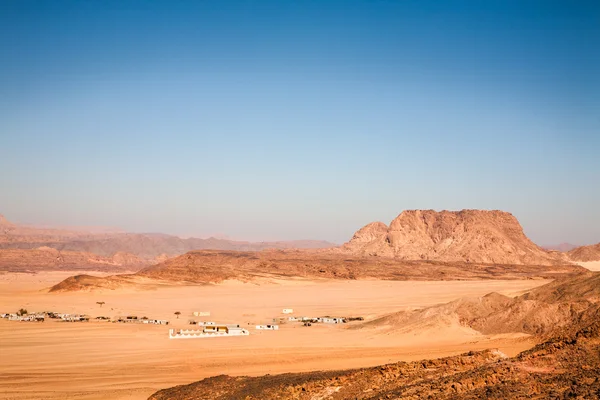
[
  {"left": 542, "top": 242, "right": 579, "bottom": 252},
  {"left": 0, "top": 214, "right": 336, "bottom": 261},
  {"left": 568, "top": 243, "right": 600, "bottom": 262},
  {"left": 342, "top": 210, "right": 563, "bottom": 265}
]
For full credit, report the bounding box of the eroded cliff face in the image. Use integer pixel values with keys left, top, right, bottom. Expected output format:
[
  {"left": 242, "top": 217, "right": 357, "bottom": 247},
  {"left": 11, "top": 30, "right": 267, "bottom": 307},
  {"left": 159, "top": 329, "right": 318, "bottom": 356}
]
[{"left": 343, "top": 210, "right": 563, "bottom": 265}]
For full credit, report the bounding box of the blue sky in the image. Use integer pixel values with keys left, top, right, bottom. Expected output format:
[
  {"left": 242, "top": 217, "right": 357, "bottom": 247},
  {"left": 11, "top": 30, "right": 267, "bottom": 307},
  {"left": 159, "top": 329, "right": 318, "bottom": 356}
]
[{"left": 0, "top": 0, "right": 598, "bottom": 244}]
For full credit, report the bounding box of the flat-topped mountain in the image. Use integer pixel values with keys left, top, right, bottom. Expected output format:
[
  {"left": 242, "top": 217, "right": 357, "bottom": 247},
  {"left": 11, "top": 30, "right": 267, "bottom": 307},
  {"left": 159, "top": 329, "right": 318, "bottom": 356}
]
[
  {"left": 568, "top": 243, "right": 600, "bottom": 262},
  {"left": 342, "top": 209, "right": 562, "bottom": 265}
]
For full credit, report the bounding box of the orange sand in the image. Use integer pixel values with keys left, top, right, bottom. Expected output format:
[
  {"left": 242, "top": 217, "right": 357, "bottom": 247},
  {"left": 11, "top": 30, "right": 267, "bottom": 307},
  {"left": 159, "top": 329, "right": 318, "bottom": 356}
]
[{"left": 0, "top": 272, "right": 548, "bottom": 399}]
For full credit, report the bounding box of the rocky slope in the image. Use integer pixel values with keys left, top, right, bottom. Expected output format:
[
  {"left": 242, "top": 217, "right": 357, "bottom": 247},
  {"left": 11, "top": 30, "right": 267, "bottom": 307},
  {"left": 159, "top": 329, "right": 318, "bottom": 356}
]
[
  {"left": 359, "top": 272, "right": 600, "bottom": 337},
  {"left": 343, "top": 210, "right": 563, "bottom": 265},
  {"left": 149, "top": 273, "right": 600, "bottom": 400},
  {"left": 568, "top": 243, "right": 600, "bottom": 262},
  {"left": 49, "top": 250, "right": 584, "bottom": 292}
]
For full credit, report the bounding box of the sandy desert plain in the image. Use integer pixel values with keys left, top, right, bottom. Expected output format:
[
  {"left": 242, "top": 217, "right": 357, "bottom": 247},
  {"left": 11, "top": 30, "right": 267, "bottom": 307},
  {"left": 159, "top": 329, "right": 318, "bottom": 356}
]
[
  {"left": 1, "top": 271, "right": 550, "bottom": 400},
  {"left": 1, "top": 210, "right": 599, "bottom": 399}
]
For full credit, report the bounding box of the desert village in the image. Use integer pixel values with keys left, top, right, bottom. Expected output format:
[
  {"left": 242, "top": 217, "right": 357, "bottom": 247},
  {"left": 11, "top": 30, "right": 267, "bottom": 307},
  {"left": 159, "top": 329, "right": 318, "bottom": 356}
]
[{"left": 1, "top": 306, "right": 356, "bottom": 338}]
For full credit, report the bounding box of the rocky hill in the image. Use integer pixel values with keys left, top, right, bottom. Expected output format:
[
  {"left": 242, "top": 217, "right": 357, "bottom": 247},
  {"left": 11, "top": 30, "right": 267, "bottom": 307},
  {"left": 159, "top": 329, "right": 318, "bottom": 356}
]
[
  {"left": 567, "top": 243, "right": 600, "bottom": 262},
  {"left": 359, "top": 271, "right": 600, "bottom": 338},
  {"left": 49, "top": 249, "right": 584, "bottom": 292},
  {"left": 342, "top": 210, "right": 563, "bottom": 265}
]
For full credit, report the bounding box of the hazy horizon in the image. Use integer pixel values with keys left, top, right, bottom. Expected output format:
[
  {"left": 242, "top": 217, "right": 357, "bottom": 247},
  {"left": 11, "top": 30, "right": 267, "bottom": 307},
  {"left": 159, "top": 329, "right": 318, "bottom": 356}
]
[
  {"left": 1, "top": 1, "right": 598, "bottom": 245},
  {"left": 1, "top": 209, "right": 597, "bottom": 247}
]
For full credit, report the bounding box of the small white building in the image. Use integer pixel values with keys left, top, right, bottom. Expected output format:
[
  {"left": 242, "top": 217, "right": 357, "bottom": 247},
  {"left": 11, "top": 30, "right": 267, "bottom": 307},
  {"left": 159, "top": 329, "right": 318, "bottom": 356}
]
[
  {"left": 317, "top": 317, "right": 345, "bottom": 324},
  {"left": 141, "top": 319, "right": 169, "bottom": 325},
  {"left": 169, "top": 325, "right": 249, "bottom": 339},
  {"left": 61, "top": 314, "right": 89, "bottom": 322},
  {"left": 282, "top": 308, "right": 294, "bottom": 314},
  {"left": 256, "top": 324, "right": 279, "bottom": 330},
  {"left": 193, "top": 311, "right": 211, "bottom": 317},
  {"left": 288, "top": 316, "right": 315, "bottom": 322}
]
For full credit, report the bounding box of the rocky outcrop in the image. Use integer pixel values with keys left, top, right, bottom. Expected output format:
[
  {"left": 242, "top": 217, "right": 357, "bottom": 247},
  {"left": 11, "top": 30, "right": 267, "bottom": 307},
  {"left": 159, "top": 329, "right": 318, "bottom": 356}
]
[
  {"left": 568, "top": 243, "right": 600, "bottom": 262},
  {"left": 347, "top": 222, "right": 388, "bottom": 245},
  {"left": 343, "top": 210, "right": 563, "bottom": 265}
]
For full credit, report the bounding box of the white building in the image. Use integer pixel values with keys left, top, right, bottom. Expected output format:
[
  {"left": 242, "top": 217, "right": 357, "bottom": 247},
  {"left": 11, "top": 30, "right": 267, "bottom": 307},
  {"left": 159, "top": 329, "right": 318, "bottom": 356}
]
[
  {"left": 317, "top": 317, "right": 345, "bottom": 324},
  {"left": 193, "top": 311, "right": 211, "bottom": 317},
  {"left": 256, "top": 324, "right": 279, "bottom": 330},
  {"left": 169, "top": 325, "right": 249, "bottom": 339}
]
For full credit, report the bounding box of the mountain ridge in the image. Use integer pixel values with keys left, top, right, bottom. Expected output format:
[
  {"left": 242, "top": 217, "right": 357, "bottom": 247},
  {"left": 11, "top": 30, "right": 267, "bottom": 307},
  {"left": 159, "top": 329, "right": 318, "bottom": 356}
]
[
  {"left": 567, "top": 242, "right": 600, "bottom": 262},
  {"left": 0, "top": 214, "right": 337, "bottom": 261}
]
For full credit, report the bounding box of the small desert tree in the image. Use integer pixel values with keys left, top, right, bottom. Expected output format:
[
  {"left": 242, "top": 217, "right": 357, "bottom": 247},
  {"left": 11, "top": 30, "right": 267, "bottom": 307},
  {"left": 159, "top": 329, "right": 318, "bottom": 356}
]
[
  {"left": 17, "top": 308, "right": 28, "bottom": 316},
  {"left": 174, "top": 311, "right": 181, "bottom": 319},
  {"left": 96, "top": 301, "right": 105, "bottom": 308}
]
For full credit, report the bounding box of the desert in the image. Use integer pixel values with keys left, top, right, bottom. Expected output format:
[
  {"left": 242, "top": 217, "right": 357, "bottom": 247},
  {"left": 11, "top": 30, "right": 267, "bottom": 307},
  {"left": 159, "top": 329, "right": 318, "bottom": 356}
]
[
  {"left": 1, "top": 211, "right": 599, "bottom": 399},
  {"left": 2, "top": 3, "right": 598, "bottom": 398},
  {"left": 0, "top": 271, "right": 551, "bottom": 400}
]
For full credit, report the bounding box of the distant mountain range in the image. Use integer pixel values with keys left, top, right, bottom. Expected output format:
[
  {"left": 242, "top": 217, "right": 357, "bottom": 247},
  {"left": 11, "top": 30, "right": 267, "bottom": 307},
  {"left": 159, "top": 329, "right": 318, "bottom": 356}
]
[
  {"left": 2, "top": 211, "right": 598, "bottom": 273},
  {"left": 0, "top": 213, "right": 337, "bottom": 270},
  {"left": 542, "top": 243, "right": 580, "bottom": 252}
]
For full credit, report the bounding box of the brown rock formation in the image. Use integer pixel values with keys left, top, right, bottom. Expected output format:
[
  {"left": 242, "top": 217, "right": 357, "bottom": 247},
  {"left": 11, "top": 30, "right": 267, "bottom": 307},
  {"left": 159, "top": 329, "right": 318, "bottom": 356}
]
[
  {"left": 568, "top": 243, "right": 600, "bottom": 262},
  {"left": 343, "top": 210, "right": 562, "bottom": 265},
  {"left": 49, "top": 249, "right": 584, "bottom": 292},
  {"left": 360, "top": 272, "right": 600, "bottom": 337}
]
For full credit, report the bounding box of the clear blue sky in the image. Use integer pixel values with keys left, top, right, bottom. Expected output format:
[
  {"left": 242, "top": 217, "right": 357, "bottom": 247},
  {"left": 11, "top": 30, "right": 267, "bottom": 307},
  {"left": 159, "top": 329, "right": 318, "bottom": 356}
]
[{"left": 0, "top": 1, "right": 598, "bottom": 245}]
